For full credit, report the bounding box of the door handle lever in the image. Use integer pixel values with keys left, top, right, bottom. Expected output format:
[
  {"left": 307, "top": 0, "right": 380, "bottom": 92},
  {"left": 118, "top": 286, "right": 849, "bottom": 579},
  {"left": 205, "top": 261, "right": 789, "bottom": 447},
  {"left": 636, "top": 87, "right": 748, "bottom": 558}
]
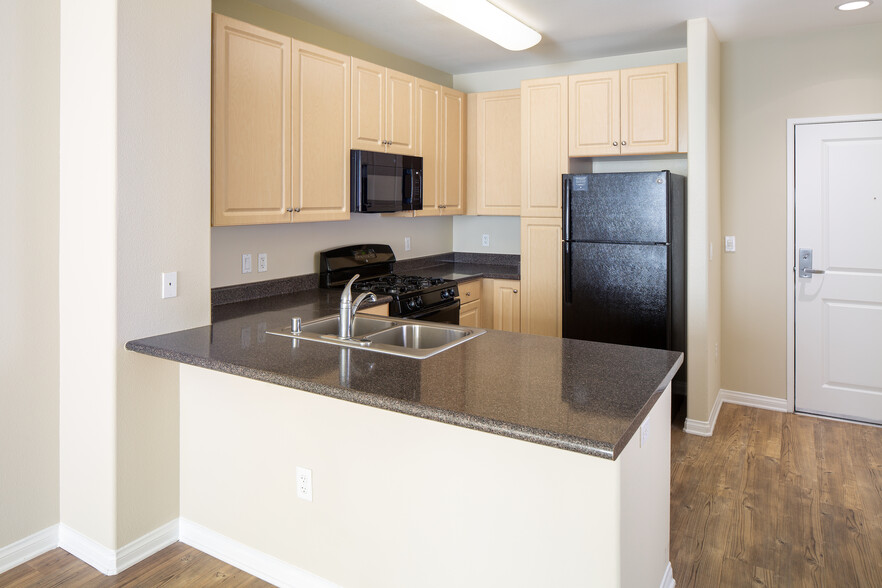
[{"left": 797, "top": 248, "right": 825, "bottom": 278}]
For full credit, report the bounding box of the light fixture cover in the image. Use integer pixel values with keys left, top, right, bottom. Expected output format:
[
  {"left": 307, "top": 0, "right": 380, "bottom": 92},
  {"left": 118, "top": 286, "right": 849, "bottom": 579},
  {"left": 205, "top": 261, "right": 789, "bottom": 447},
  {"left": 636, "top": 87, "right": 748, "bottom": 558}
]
[
  {"left": 416, "top": 0, "right": 541, "bottom": 51},
  {"left": 836, "top": 0, "right": 871, "bottom": 9}
]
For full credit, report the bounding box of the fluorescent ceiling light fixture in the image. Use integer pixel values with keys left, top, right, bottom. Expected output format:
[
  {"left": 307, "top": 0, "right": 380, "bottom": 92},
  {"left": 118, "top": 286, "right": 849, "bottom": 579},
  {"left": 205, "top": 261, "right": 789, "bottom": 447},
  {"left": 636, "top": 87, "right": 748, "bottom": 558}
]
[
  {"left": 416, "top": 0, "right": 541, "bottom": 51},
  {"left": 836, "top": 0, "right": 871, "bottom": 9}
]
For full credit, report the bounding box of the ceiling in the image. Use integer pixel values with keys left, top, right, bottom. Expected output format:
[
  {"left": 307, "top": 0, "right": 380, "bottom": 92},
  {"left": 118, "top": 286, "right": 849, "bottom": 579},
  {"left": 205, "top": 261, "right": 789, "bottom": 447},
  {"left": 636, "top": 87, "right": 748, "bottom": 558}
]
[{"left": 249, "top": 0, "right": 881, "bottom": 74}]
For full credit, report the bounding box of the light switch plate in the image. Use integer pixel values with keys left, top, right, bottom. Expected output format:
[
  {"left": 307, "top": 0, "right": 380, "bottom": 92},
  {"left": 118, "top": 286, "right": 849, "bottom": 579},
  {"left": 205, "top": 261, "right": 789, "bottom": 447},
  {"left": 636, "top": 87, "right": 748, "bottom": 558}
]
[
  {"left": 161, "top": 272, "right": 177, "bottom": 299},
  {"left": 242, "top": 253, "right": 252, "bottom": 274},
  {"left": 725, "top": 236, "right": 736, "bottom": 252}
]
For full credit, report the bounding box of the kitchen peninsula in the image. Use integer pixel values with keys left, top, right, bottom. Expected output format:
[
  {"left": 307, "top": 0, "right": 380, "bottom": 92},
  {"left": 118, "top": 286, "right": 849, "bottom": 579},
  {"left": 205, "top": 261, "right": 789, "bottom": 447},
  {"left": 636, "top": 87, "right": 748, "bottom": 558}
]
[{"left": 127, "top": 262, "right": 682, "bottom": 588}]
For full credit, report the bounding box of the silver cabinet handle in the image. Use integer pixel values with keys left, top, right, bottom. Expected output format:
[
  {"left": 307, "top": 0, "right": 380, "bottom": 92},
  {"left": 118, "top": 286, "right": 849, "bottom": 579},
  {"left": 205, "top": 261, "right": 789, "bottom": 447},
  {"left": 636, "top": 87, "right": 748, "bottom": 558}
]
[
  {"left": 612, "top": 141, "right": 618, "bottom": 146},
  {"left": 513, "top": 289, "right": 518, "bottom": 294},
  {"left": 286, "top": 207, "right": 293, "bottom": 212},
  {"left": 621, "top": 140, "right": 627, "bottom": 145},
  {"left": 294, "top": 208, "right": 301, "bottom": 213}
]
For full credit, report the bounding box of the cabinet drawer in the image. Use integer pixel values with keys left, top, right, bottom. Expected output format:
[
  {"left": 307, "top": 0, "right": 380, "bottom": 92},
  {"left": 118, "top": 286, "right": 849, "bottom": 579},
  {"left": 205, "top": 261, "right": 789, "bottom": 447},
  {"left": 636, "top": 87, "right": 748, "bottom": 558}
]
[{"left": 458, "top": 278, "right": 482, "bottom": 302}]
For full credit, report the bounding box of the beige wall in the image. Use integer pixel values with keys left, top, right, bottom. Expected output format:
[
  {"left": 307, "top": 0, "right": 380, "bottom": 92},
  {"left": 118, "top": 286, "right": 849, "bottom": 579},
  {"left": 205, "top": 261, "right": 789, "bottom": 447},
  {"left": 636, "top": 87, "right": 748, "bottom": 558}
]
[
  {"left": 115, "top": 0, "right": 212, "bottom": 546},
  {"left": 212, "top": 0, "right": 452, "bottom": 86},
  {"left": 686, "top": 19, "right": 722, "bottom": 424},
  {"left": 0, "top": 0, "right": 60, "bottom": 549},
  {"left": 59, "top": 0, "right": 212, "bottom": 551},
  {"left": 211, "top": 216, "right": 453, "bottom": 287},
  {"left": 720, "top": 22, "right": 882, "bottom": 400},
  {"left": 181, "top": 365, "right": 672, "bottom": 587}
]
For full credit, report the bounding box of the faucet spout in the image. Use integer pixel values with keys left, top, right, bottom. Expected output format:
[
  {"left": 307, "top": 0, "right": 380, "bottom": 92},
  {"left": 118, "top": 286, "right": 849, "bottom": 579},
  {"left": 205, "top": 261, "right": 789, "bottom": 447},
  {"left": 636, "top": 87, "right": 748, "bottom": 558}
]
[{"left": 339, "top": 274, "right": 376, "bottom": 339}]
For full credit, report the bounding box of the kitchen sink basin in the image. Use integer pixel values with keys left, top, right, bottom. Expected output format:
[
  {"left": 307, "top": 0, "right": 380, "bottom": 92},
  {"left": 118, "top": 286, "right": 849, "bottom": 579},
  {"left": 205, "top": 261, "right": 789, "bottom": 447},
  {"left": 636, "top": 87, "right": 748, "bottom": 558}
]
[
  {"left": 267, "top": 314, "right": 484, "bottom": 359},
  {"left": 365, "top": 324, "right": 470, "bottom": 349}
]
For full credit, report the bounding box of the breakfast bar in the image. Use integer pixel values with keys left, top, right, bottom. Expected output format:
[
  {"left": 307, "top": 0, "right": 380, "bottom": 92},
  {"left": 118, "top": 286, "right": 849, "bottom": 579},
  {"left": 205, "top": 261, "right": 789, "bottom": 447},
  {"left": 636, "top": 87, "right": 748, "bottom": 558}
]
[{"left": 127, "top": 277, "right": 681, "bottom": 587}]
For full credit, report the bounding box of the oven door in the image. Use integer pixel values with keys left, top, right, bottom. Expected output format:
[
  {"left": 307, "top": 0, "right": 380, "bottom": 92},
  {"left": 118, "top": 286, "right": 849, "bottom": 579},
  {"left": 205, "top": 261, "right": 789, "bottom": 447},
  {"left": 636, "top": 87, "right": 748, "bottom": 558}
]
[{"left": 404, "top": 299, "right": 461, "bottom": 325}]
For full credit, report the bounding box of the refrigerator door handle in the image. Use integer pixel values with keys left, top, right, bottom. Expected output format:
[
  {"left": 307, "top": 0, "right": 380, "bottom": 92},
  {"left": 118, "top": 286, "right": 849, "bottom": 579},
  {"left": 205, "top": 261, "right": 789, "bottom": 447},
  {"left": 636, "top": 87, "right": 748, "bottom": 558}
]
[
  {"left": 563, "top": 241, "right": 572, "bottom": 304},
  {"left": 562, "top": 176, "right": 572, "bottom": 242}
]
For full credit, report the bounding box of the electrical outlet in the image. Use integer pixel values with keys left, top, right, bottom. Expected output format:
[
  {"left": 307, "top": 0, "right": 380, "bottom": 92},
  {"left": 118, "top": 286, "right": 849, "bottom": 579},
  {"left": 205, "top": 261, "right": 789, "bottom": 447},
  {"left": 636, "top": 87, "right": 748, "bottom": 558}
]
[
  {"left": 242, "top": 253, "right": 252, "bottom": 274},
  {"left": 481, "top": 234, "right": 490, "bottom": 247},
  {"left": 725, "top": 236, "right": 736, "bottom": 252},
  {"left": 257, "top": 253, "right": 267, "bottom": 272},
  {"left": 161, "top": 271, "right": 177, "bottom": 299},
  {"left": 296, "top": 466, "right": 313, "bottom": 502},
  {"left": 404, "top": 236, "right": 411, "bottom": 251},
  {"left": 640, "top": 419, "right": 650, "bottom": 447}
]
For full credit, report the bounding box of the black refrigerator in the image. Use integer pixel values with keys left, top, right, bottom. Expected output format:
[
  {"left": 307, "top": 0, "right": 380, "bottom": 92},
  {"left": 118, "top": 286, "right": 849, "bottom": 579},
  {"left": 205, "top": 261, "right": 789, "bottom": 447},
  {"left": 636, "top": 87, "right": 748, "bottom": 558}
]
[{"left": 562, "top": 171, "right": 686, "bottom": 384}]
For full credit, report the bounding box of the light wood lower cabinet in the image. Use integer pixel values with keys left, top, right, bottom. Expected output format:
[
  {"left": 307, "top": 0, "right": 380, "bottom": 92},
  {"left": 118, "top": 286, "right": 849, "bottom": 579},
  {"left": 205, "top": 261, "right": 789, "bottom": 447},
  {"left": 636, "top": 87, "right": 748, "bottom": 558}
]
[
  {"left": 358, "top": 304, "right": 389, "bottom": 317},
  {"left": 211, "top": 14, "right": 292, "bottom": 226},
  {"left": 484, "top": 279, "right": 520, "bottom": 332},
  {"left": 458, "top": 278, "right": 482, "bottom": 326},
  {"left": 520, "top": 217, "right": 562, "bottom": 337}
]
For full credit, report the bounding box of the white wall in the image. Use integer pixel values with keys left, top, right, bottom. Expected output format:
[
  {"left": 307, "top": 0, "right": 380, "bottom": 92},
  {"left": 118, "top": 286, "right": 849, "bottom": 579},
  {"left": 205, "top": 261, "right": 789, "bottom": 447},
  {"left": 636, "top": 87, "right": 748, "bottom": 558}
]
[
  {"left": 211, "top": 215, "right": 453, "bottom": 287},
  {"left": 720, "top": 22, "right": 882, "bottom": 400},
  {"left": 0, "top": 0, "right": 60, "bottom": 549},
  {"left": 59, "top": 0, "right": 212, "bottom": 551},
  {"left": 451, "top": 216, "right": 520, "bottom": 254}
]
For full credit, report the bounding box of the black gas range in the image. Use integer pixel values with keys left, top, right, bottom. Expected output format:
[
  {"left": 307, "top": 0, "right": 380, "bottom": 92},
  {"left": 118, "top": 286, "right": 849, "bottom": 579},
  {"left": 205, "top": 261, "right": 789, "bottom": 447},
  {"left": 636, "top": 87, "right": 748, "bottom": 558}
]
[{"left": 319, "top": 244, "right": 460, "bottom": 324}]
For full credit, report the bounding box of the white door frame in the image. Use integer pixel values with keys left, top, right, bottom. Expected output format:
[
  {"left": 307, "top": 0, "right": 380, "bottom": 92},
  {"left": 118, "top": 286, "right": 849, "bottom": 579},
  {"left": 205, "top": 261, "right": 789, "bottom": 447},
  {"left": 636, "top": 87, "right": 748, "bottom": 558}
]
[{"left": 786, "top": 113, "right": 882, "bottom": 413}]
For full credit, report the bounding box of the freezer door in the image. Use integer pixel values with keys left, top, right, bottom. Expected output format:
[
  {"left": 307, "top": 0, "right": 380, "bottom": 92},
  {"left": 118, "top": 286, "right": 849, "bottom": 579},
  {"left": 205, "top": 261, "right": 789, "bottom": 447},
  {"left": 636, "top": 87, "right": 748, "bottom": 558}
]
[
  {"left": 566, "top": 172, "right": 670, "bottom": 243},
  {"left": 562, "top": 242, "right": 670, "bottom": 349}
]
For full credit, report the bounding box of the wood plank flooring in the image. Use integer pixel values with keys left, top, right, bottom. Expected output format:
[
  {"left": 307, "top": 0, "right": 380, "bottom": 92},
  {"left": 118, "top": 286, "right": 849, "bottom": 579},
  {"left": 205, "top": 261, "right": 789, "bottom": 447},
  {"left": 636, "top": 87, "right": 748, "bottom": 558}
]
[
  {"left": 3, "top": 403, "right": 881, "bottom": 587},
  {"left": 0, "top": 542, "right": 272, "bottom": 587},
  {"left": 671, "top": 403, "right": 882, "bottom": 587}
]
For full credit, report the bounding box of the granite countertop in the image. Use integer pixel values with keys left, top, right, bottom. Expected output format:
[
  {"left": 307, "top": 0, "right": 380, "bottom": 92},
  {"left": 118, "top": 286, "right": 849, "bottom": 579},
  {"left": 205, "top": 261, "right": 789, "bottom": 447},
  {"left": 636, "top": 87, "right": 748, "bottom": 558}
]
[{"left": 128, "top": 285, "right": 682, "bottom": 460}]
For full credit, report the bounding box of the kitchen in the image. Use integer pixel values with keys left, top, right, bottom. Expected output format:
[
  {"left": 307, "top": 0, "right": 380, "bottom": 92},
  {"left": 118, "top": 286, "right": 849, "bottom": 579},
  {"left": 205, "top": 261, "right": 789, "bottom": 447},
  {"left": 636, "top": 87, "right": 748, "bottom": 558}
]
[{"left": 2, "top": 0, "right": 882, "bottom": 587}]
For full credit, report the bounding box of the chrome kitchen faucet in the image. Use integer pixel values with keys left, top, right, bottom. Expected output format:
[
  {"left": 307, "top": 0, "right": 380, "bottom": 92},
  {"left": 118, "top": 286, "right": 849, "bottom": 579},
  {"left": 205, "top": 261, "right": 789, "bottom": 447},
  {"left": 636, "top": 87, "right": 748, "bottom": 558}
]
[{"left": 339, "top": 274, "right": 377, "bottom": 339}]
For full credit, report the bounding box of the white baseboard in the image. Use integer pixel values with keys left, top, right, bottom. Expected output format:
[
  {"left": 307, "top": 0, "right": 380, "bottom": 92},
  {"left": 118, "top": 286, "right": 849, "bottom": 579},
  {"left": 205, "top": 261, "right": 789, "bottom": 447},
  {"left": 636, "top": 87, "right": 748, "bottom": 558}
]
[
  {"left": 660, "top": 561, "right": 676, "bottom": 588},
  {"left": 115, "top": 518, "right": 179, "bottom": 574},
  {"left": 0, "top": 525, "right": 59, "bottom": 575},
  {"left": 684, "top": 389, "right": 790, "bottom": 437},
  {"left": 179, "top": 518, "right": 338, "bottom": 588},
  {"left": 684, "top": 389, "right": 723, "bottom": 436},
  {"left": 57, "top": 519, "right": 179, "bottom": 576},
  {"left": 58, "top": 524, "right": 117, "bottom": 575},
  {"left": 719, "top": 389, "right": 789, "bottom": 412}
]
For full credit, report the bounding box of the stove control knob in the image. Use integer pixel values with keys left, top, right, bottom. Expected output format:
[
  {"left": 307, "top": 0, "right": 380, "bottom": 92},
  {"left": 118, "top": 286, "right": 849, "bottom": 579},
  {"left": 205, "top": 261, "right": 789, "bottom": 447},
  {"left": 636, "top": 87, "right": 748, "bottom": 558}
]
[{"left": 441, "top": 289, "right": 451, "bottom": 299}]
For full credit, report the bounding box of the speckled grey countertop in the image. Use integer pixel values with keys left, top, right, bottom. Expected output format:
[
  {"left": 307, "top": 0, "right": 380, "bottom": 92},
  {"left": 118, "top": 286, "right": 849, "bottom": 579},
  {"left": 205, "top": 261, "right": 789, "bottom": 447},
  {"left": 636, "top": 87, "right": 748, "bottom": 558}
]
[{"left": 128, "top": 283, "right": 682, "bottom": 460}]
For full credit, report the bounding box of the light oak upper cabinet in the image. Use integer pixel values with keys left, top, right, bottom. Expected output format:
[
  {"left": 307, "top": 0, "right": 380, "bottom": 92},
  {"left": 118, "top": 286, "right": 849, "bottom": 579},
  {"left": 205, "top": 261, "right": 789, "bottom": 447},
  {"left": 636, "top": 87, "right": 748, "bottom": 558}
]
[
  {"left": 521, "top": 76, "right": 569, "bottom": 217},
  {"left": 414, "top": 79, "right": 441, "bottom": 216},
  {"left": 440, "top": 87, "right": 466, "bottom": 215},
  {"left": 467, "top": 90, "right": 521, "bottom": 216},
  {"left": 569, "top": 64, "right": 678, "bottom": 157},
  {"left": 212, "top": 14, "right": 292, "bottom": 226},
  {"left": 291, "top": 40, "right": 350, "bottom": 222},
  {"left": 351, "top": 58, "right": 415, "bottom": 155},
  {"left": 520, "top": 217, "right": 562, "bottom": 337}
]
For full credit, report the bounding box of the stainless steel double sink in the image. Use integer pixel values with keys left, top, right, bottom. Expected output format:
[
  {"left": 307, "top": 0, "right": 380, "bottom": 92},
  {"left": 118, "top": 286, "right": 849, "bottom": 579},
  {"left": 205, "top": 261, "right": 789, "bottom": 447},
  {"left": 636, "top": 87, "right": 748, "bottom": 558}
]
[{"left": 267, "top": 314, "right": 485, "bottom": 359}]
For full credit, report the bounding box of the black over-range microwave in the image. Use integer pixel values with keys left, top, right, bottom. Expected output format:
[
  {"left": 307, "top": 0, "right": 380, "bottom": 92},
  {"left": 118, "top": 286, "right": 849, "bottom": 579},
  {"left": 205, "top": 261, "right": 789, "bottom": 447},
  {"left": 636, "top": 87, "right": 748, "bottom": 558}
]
[{"left": 351, "top": 149, "right": 423, "bottom": 213}]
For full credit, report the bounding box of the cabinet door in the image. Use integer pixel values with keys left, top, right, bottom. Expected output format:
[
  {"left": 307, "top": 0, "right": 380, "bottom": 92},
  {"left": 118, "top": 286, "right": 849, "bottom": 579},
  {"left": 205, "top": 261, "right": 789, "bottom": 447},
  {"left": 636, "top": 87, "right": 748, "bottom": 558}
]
[
  {"left": 351, "top": 57, "right": 385, "bottom": 151},
  {"left": 492, "top": 280, "right": 521, "bottom": 332},
  {"left": 522, "top": 77, "right": 568, "bottom": 217},
  {"left": 568, "top": 70, "right": 620, "bottom": 157},
  {"left": 520, "top": 217, "right": 562, "bottom": 337},
  {"left": 386, "top": 69, "right": 416, "bottom": 155},
  {"left": 620, "top": 64, "right": 678, "bottom": 154},
  {"left": 415, "top": 79, "right": 441, "bottom": 216},
  {"left": 440, "top": 87, "right": 466, "bottom": 215},
  {"left": 473, "top": 89, "right": 521, "bottom": 215},
  {"left": 292, "top": 41, "right": 350, "bottom": 222},
  {"left": 459, "top": 300, "right": 482, "bottom": 328},
  {"left": 212, "top": 14, "right": 292, "bottom": 226}
]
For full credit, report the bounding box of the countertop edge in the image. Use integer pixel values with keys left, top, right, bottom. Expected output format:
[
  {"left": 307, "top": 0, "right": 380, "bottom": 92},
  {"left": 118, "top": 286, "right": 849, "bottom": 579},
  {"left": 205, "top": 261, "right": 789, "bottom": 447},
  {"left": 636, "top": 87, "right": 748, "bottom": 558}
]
[{"left": 125, "top": 339, "right": 625, "bottom": 459}]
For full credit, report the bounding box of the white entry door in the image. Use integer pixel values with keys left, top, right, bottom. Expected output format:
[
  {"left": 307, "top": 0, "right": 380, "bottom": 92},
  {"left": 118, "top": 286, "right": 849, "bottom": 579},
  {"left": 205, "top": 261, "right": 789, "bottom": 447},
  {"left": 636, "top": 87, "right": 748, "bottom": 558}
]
[{"left": 795, "top": 120, "right": 882, "bottom": 423}]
